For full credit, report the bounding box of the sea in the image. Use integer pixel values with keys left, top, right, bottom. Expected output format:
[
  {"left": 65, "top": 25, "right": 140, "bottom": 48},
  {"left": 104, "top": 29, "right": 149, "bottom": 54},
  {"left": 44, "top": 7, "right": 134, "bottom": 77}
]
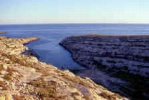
[
  {"left": 0, "top": 24, "right": 149, "bottom": 99},
  {"left": 0, "top": 24, "right": 149, "bottom": 70}
]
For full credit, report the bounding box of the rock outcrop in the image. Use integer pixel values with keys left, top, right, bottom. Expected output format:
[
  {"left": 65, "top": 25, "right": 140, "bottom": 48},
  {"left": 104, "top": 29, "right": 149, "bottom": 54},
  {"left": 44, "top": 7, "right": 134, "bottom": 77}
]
[
  {"left": 0, "top": 36, "right": 126, "bottom": 100},
  {"left": 60, "top": 35, "right": 149, "bottom": 99},
  {"left": 0, "top": 32, "right": 6, "bottom": 34}
]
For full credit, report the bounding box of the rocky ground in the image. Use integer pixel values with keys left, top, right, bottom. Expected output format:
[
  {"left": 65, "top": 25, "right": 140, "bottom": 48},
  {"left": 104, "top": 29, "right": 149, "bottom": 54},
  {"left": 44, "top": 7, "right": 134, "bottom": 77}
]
[
  {"left": 0, "top": 35, "right": 126, "bottom": 100},
  {"left": 60, "top": 35, "right": 149, "bottom": 100}
]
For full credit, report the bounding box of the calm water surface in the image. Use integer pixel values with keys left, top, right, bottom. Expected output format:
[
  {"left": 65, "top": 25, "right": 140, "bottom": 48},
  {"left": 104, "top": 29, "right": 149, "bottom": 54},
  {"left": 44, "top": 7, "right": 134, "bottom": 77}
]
[{"left": 0, "top": 24, "right": 149, "bottom": 70}]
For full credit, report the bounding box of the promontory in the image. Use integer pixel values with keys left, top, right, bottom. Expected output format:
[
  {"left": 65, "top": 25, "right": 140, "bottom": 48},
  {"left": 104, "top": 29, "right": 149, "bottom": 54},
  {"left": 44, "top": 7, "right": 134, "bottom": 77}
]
[{"left": 60, "top": 35, "right": 149, "bottom": 99}]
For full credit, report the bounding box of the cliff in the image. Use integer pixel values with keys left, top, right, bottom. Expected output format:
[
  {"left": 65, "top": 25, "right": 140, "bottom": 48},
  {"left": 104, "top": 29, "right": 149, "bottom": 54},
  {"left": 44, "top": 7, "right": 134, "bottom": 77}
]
[
  {"left": 60, "top": 35, "right": 149, "bottom": 99},
  {"left": 0, "top": 36, "right": 126, "bottom": 100}
]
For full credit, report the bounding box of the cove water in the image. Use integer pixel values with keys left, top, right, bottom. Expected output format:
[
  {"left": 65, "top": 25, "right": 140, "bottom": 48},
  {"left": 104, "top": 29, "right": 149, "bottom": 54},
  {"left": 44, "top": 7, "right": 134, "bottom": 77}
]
[{"left": 0, "top": 24, "right": 149, "bottom": 70}]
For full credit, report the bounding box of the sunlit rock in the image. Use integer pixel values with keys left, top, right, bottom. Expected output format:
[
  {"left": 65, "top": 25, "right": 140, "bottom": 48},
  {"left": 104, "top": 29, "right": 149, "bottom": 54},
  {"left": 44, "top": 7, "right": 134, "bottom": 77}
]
[{"left": 0, "top": 36, "right": 127, "bottom": 100}]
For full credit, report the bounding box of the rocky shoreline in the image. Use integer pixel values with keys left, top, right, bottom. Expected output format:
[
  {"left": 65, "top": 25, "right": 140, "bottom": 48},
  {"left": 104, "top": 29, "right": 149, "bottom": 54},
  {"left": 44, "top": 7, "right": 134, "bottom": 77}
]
[
  {"left": 60, "top": 35, "right": 149, "bottom": 100},
  {"left": 0, "top": 35, "right": 126, "bottom": 99},
  {"left": 0, "top": 32, "right": 6, "bottom": 34}
]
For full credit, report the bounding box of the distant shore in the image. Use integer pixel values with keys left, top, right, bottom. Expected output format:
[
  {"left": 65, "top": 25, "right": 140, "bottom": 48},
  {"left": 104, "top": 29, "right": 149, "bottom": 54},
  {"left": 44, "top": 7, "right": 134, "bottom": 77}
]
[{"left": 0, "top": 32, "right": 6, "bottom": 34}]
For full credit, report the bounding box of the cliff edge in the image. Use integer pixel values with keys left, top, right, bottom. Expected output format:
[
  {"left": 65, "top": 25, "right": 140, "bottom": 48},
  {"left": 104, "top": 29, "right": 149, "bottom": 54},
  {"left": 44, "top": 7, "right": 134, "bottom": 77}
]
[
  {"left": 0, "top": 36, "right": 126, "bottom": 100},
  {"left": 60, "top": 35, "right": 149, "bottom": 99}
]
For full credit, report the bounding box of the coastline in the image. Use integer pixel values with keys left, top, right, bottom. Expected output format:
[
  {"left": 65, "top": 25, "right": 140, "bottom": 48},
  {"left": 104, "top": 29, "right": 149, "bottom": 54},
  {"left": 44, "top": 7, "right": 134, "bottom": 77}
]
[
  {"left": 0, "top": 35, "right": 126, "bottom": 99},
  {"left": 60, "top": 34, "right": 149, "bottom": 99},
  {"left": 0, "top": 32, "right": 6, "bottom": 34}
]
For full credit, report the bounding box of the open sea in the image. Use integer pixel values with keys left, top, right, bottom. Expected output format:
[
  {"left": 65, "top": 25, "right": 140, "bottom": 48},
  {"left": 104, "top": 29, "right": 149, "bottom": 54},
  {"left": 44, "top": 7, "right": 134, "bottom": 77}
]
[
  {"left": 0, "top": 24, "right": 149, "bottom": 70},
  {"left": 0, "top": 24, "right": 149, "bottom": 99}
]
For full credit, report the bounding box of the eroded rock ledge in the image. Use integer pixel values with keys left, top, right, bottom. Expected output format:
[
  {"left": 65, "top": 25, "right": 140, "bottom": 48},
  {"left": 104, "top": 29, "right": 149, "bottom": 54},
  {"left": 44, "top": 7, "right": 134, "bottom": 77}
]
[
  {"left": 60, "top": 35, "right": 149, "bottom": 99},
  {"left": 0, "top": 36, "right": 126, "bottom": 100},
  {"left": 60, "top": 35, "right": 149, "bottom": 77}
]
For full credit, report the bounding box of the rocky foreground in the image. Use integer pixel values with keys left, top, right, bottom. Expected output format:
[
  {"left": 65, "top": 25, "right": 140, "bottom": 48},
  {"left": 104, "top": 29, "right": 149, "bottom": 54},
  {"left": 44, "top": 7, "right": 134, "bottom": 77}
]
[
  {"left": 0, "top": 36, "right": 126, "bottom": 100},
  {"left": 60, "top": 35, "right": 149, "bottom": 99}
]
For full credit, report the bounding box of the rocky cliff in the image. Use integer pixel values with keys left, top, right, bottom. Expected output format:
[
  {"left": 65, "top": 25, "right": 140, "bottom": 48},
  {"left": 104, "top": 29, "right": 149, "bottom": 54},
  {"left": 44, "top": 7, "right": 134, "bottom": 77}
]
[
  {"left": 0, "top": 36, "right": 126, "bottom": 100},
  {"left": 60, "top": 35, "right": 149, "bottom": 99}
]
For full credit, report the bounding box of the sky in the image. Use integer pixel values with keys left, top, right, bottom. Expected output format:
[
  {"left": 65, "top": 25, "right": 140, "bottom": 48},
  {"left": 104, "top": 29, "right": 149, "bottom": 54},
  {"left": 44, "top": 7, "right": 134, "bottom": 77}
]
[{"left": 0, "top": 0, "right": 149, "bottom": 24}]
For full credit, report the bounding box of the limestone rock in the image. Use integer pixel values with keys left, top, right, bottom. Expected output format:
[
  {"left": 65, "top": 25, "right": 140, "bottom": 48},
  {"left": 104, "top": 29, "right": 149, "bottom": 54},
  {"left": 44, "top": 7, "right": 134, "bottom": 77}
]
[
  {"left": 0, "top": 36, "right": 127, "bottom": 100},
  {"left": 60, "top": 35, "right": 149, "bottom": 99}
]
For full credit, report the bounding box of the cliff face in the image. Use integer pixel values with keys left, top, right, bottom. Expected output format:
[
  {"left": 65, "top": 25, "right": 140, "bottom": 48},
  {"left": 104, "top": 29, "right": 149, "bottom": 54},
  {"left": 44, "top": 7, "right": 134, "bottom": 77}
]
[
  {"left": 60, "top": 35, "right": 149, "bottom": 99},
  {"left": 0, "top": 36, "right": 126, "bottom": 100}
]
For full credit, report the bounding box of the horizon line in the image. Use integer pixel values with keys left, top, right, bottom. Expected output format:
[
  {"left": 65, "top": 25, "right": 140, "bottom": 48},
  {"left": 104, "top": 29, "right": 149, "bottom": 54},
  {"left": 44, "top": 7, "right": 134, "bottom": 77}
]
[{"left": 0, "top": 22, "right": 149, "bottom": 25}]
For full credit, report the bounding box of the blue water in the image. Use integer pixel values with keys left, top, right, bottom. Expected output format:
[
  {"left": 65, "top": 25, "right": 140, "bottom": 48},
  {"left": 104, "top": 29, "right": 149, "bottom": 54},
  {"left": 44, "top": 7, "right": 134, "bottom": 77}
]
[{"left": 0, "top": 24, "right": 149, "bottom": 70}]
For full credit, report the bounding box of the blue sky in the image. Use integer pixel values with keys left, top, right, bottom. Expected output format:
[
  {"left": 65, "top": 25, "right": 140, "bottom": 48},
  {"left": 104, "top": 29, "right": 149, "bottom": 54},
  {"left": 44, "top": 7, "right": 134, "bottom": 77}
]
[{"left": 0, "top": 0, "right": 149, "bottom": 24}]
